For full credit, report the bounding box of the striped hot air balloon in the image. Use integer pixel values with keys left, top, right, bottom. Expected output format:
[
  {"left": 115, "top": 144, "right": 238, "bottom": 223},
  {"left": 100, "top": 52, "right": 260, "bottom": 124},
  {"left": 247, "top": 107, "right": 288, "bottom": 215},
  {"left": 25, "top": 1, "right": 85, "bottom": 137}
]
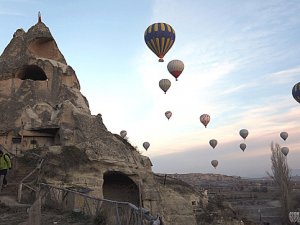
[
  {"left": 292, "top": 82, "right": 300, "bottom": 104},
  {"left": 144, "top": 23, "right": 175, "bottom": 62},
  {"left": 167, "top": 59, "right": 184, "bottom": 81}
]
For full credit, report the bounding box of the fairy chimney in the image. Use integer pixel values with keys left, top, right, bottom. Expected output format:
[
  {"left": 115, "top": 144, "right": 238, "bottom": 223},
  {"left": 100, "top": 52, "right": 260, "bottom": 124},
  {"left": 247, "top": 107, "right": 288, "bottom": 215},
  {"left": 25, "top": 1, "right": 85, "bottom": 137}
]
[{"left": 0, "top": 16, "right": 199, "bottom": 225}]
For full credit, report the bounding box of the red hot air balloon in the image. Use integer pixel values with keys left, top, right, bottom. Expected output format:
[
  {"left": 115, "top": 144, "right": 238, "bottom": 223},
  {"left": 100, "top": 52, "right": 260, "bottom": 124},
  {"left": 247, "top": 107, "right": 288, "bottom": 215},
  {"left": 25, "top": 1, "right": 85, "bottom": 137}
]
[
  {"left": 167, "top": 59, "right": 184, "bottom": 81},
  {"left": 200, "top": 114, "right": 210, "bottom": 128}
]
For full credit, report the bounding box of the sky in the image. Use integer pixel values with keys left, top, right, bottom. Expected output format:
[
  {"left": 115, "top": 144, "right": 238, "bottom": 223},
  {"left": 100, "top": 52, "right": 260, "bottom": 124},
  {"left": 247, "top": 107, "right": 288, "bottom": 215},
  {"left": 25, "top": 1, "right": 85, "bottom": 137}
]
[{"left": 1, "top": 0, "right": 300, "bottom": 178}]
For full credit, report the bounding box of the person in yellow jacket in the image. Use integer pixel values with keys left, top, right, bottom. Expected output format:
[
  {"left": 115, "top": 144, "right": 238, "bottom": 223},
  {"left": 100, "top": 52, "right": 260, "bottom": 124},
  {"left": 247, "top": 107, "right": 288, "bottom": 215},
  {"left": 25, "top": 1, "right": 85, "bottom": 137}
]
[{"left": 0, "top": 150, "right": 12, "bottom": 188}]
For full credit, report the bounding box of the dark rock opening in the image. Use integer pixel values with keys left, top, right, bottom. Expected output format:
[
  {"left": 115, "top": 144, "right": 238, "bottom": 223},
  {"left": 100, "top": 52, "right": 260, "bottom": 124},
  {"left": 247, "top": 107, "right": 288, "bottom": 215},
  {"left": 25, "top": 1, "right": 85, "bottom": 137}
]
[
  {"left": 103, "top": 171, "right": 140, "bottom": 206},
  {"left": 17, "top": 65, "right": 47, "bottom": 81}
]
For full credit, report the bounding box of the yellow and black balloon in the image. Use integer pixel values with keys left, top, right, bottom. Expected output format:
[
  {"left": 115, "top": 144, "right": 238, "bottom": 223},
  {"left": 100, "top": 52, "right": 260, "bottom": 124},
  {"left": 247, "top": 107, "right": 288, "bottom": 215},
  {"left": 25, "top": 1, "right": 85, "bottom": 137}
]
[{"left": 144, "top": 23, "right": 175, "bottom": 62}]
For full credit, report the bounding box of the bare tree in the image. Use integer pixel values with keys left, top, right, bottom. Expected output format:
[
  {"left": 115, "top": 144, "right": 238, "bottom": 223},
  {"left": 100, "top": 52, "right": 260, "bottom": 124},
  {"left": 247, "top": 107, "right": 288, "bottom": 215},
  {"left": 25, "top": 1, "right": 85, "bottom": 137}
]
[{"left": 267, "top": 142, "right": 292, "bottom": 225}]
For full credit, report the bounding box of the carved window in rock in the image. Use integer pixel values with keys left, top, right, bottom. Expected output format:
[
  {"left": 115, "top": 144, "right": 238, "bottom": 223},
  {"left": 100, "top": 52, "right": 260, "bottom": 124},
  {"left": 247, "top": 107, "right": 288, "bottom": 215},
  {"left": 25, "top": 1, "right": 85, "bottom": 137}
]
[
  {"left": 17, "top": 65, "right": 48, "bottom": 81},
  {"left": 103, "top": 171, "right": 140, "bottom": 206}
]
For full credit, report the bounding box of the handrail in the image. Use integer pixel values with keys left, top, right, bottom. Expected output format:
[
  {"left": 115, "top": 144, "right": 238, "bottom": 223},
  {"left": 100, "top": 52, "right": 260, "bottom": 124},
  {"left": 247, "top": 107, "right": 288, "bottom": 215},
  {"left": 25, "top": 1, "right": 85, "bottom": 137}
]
[
  {"left": 39, "top": 182, "right": 140, "bottom": 207},
  {"left": 38, "top": 182, "right": 160, "bottom": 223},
  {"left": 18, "top": 159, "right": 44, "bottom": 203}
]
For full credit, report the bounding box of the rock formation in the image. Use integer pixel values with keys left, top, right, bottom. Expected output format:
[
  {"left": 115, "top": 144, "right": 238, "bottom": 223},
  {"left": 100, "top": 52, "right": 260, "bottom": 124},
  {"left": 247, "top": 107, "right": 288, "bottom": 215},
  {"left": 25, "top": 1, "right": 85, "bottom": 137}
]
[{"left": 0, "top": 17, "right": 200, "bottom": 224}]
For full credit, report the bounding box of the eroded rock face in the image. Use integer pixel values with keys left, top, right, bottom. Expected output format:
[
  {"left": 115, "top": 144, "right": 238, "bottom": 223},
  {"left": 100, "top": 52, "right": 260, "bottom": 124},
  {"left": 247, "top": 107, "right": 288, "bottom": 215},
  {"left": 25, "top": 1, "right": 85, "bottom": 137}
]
[{"left": 0, "top": 19, "right": 200, "bottom": 225}]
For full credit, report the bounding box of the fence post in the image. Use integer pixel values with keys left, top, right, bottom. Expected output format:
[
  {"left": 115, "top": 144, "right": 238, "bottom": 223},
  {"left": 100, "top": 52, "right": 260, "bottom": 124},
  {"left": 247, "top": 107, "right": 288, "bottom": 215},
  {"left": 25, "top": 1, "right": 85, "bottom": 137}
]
[
  {"left": 0, "top": 175, "right": 4, "bottom": 193},
  {"left": 18, "top": 183, "right": 23, "bottom": 202},
  {"left": 27, "top": 196, "right": 42, "bottom": 225}
]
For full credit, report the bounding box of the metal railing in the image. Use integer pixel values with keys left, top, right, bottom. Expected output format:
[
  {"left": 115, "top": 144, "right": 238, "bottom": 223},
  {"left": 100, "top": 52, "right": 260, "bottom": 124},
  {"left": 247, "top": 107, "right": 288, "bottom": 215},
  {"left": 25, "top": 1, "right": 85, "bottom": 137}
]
[
  {"left": 17, "top": 154, "right": 44, "bottom": 203},
  {"left": 37, "top": 183, "right": 160, "bottom": 225}
]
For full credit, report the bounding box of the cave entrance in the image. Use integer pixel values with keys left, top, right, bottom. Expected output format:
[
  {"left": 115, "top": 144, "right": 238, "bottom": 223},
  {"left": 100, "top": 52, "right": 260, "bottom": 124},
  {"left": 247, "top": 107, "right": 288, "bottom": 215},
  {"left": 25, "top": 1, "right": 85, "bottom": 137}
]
[
  {"left": 103, "top": 171, "right": 140, "bottom": 206},
  {"left": 17, "top": 65, "right": 48, "bottom": 81}
]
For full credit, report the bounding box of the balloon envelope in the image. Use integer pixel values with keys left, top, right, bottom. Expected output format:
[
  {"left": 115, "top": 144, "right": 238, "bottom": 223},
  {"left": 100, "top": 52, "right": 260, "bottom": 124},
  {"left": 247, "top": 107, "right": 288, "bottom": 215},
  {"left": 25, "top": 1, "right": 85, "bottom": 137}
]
[
  {"left": 209, "top": 139, "right": 218, "bottom": 149},
  {"left": 200, "top": 114, "right": 210, "bottom": 128},
  {"left": 280, "top": 132, "right": 288, "bottom": 141},
  {"left": 159, "top": 79, "right": 171, "bottom": 94},
  {"left": 167, "top": 59, "right": 184, "bottom": 81},
  {"left": 165, "top": 111, "right": 172, "bottom": 120},
  {"left": 292, "top": 82, "right": 300, "bottom": 104},
  {"left": 239, "top": 129, "right": 249, "bottom": 140},
  {"left": 211, "top": 160, "right": 218, "bottom": 169},
  {"left": 120, "top": 130, "right": 127, "bottom": 138},
  {"left": 143, "top": 142, "right": 150, "bottom": 150},
  {"left": 240, "top": 143, "right": 246, "bottom": 152},
  {"left": 144, "top": 23, "right": 175, "bottom": 62},
  {"left": 281, "top": 147, "right": 289, "bottom": 156}
]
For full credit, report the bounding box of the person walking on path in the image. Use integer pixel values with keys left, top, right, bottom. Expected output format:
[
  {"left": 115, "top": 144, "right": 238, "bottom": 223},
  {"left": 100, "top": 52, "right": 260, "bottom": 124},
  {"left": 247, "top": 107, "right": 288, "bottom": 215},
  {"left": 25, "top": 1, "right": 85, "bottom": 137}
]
[{"left": 0, "top": 150, "right": 12, "bottom": 189}]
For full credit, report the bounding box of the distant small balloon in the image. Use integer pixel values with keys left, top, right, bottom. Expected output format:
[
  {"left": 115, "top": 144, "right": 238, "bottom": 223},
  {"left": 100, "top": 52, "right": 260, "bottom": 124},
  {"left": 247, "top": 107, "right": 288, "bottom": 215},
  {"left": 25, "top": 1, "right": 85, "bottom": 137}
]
[
  {"left": 239, "top": 129, "right": 249, "bottom": 140},
  {"left": 120, "top": 130, "right": 127, "bottom": 138},
  {"left": 200, "top": 114, "right": 210, "bottom": 128},
  {"left": 159, "top": 79, "right": 171, "bottom": 94},
  {"left": 143, "top": 142, "right": 150, "bottom": 150},
  {"left": 281, "top": 147, "right": 289, "bottom": 156},
  {"left": 165, "top": 111, "right": 172, "bottom": 120},
  {"left": 211, "top": 160, "right": 218, "bottom": 169},
  {"left": 209, "top": 139, "right": 218, "bottom": 149},
  {"left": 240, "top": 143, "right": 246, "bottom": 152},
  {"left": 280, "top": 132, "right": 288, "bottom": 141}
]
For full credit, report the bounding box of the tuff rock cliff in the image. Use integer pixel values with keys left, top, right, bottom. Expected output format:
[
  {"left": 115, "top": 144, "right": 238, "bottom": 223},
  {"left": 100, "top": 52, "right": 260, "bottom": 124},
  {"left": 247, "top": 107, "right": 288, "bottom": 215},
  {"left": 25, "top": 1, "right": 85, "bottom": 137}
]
[{"left": 0, "top": 18, "right": 200, "bottom": 224}]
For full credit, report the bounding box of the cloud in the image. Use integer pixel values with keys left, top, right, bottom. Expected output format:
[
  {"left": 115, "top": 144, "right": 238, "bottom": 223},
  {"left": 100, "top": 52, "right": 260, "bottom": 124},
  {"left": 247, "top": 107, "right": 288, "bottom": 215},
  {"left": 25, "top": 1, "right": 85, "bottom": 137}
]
[
  {"left": 0, "top": 11, "right": 25, "bottom": 16},
  {"left": 264, "top": 67, "right": 300, "bottom": 85}
]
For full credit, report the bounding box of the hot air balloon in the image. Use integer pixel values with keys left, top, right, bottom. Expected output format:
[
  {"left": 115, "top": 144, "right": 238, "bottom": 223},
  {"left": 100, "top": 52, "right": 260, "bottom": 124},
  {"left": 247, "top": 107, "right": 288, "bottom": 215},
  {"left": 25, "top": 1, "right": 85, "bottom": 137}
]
[
  {"left": 292, "top": 82, "right": 300, "bottom": 104},
  {"left": 143, "top": 142, "right": 150, "bottom": 150},
  {"left": 159, "top": 79, "right": 171, "bottom": 94},
  {"left": 144, "top": 23, "right": 175, "bottom": 62},
  {"left": 280, "top": 132, "right": 288, "bottom": 141},
  {"left": 211, "top": 160, "right": 218, "bottom": 169},
  {"left": 200, "top": 114, "right": 210, "bottom": 128},
  {"left": 120, "top": 130, "right": 127, "bottom": 138},
  {"left": 167, "top": 59, "right": 184, "bottom": 81},
  {"left": 239, "top": 129, "right": 249, "bottom": 140},
  {"left": 281, "top": 147, "right": 289, "bottom": 156},
  {"left": 240, "top": 143, "right": 246, "bottom": 152},
  {"left": 165, "top": 111, "right": 172, "bottom": 120},
  {"left": 209, "top": 139, "right": 218, "bottom": 149}
]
